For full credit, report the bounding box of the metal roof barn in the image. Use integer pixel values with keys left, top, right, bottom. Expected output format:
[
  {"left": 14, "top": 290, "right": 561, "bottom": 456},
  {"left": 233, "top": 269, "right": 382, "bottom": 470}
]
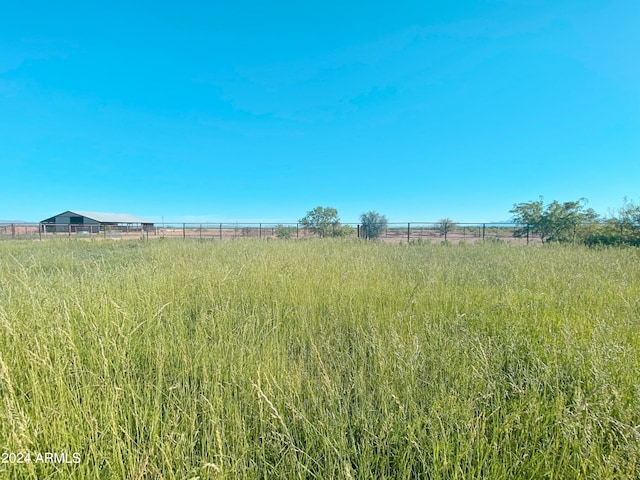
[{"left": 41, "top": 210, "right": 154, "bottom": 234}]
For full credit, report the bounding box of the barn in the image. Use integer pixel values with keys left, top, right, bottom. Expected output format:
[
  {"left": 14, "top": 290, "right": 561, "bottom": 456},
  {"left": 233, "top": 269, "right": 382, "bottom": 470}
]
[{"left": 41, "top": 210, "right": 154, "bottom": 234}]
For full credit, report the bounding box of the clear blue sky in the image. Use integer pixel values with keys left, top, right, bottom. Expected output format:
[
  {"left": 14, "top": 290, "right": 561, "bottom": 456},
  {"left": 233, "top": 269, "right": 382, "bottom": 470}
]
[{"left": 2, "top": 0, "right": 638, "bottom": 223}]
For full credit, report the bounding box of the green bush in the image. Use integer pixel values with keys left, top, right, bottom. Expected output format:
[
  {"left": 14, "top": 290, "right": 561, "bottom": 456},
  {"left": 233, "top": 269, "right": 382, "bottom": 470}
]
[
  {"left": 275, "top": 224, "right": 297, "bottom": 239},
  {"left": 360, "top": 211, "right": 388, "bottom": 239}
]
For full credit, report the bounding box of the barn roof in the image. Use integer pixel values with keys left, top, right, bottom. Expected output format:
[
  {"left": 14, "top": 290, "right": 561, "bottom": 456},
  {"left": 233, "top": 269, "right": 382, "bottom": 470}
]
[{"left": 42, "top": 210, "right": 152, "bottom": 224}]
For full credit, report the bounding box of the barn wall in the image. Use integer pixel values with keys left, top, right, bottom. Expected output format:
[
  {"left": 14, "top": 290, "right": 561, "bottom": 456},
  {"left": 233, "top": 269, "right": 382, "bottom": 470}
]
[
  {"left": 45, "top": 212, "right": 100, "bottom": 232},
  {"left": 41, "top": 211, "right": 152, "bottom": 233}
]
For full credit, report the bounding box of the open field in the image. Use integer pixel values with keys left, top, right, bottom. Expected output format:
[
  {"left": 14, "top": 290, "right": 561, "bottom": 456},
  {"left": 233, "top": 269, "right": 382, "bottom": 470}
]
[{"left": 1, "top": 239, "right": 639, "bottom": 478}]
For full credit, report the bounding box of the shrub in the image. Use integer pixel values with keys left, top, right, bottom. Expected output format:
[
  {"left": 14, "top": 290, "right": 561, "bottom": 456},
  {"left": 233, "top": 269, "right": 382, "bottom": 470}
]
[
  {"left": 275, "top": 225, "right": 297, "bottom": 239},
  {"left": 359, "top": 211, "right": 388, "bottom": 240},
  {"left": 437, "top": 218, "right": 456, "bottom": 241}
]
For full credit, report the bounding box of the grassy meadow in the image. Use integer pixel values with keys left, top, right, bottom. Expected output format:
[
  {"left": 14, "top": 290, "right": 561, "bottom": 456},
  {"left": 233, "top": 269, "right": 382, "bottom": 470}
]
[{"left": 0, "top": 238, "right": 639, "bottom": 479}]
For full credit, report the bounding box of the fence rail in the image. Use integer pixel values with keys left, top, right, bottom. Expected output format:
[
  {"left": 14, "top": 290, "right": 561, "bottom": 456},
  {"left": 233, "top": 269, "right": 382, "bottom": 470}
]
[{"left": 0, "top": 222, "right": 538, "bottom": 243}]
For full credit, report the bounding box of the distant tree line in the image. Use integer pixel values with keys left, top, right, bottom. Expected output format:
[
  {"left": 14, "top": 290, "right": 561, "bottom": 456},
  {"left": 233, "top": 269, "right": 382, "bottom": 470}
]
[
  {"left": 294, "top": 199, "right": 640, "bottom": 247},
  {"left": 510, "top": 197, "right": 640, "bottom": 246}
]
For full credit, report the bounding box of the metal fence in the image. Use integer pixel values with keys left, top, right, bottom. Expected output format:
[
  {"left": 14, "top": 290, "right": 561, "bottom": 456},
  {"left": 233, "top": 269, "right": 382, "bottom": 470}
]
[{"left": 0, "top": 222, "right": 535, "bottom": 243}]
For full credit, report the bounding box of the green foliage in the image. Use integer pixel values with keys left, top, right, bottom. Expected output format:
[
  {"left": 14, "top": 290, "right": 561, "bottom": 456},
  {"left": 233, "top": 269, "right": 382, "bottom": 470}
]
[
  {"left": 581, "top": 200, "right": 640, "bottom": 247},
  {"left": 359, "top": 211, "right": 388, "bottom": 239},
  {"left": 332, "top": 224, "right": 355, "bottom": 237},
  {"left": 437, "top": 217, "right": 456, "bottom": 240},
  {"left": 483, "top": 236, "right": 505, "bottom": 244},
  {"left": 510, "top": 197, "right": 598, "bottom": 243},
  {"left": 409, "top": 237, "right": 431, "bottom": 246},
  {"left": 580, "top": 221, "right": 620, "bottom": 247},
  {"left": 299, "top": 206, "right": 343, "bottom": 238},
  {"left": 275, "top": 224, "right": 297, "bottom": 239},
  {"left": 608, "top": 198, "right": 640, "bottom": 246}
]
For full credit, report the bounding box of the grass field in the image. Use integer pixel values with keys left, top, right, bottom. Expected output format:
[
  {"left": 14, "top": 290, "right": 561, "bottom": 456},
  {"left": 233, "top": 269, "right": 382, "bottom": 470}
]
[{"left": 1, "top": 239, "right": 639, "bottom": 479}]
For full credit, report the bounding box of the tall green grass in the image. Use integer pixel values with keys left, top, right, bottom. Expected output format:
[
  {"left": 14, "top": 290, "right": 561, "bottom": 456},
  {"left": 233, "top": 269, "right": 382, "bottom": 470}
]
[{"left": 1, "top": 239, "right": 639, "bottom": 478}]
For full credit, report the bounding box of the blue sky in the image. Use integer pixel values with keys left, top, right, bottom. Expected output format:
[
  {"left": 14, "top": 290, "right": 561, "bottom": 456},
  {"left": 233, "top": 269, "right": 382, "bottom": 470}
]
[{"left": 1, "top": 1, "right": 638, "bottom": 223}]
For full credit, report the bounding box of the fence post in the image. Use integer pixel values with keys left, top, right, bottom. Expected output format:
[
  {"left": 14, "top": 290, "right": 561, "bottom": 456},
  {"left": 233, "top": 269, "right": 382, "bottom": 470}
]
[
  {"left": 219, "top": 223, "right": 222, "bottom": 240},
  {"left": 183, "top": 223, "right": 186, "bottom": 239},
  {"left": 39, "top": 223, "right": 42, "bottom": 241},
  {"left": 526, "top": 224, "right": 529, "bottom": 244},
  {"left": 199, "top": 224, "right": 202, "bottom": 240},
  {"left": 407, "top": 223, "right": 410, "bottom": 243},
  {"left": 482, "top": 224, "right": 486, "bottom": 241},
  {"left": 259, "top": 223, "right": 262, "bottom": 238},
  {"left": 296, "top": 223, "right": 299, "bottom": 239},
  {"left": 68, "top": 224, "right": 71, "bottom": 239}
]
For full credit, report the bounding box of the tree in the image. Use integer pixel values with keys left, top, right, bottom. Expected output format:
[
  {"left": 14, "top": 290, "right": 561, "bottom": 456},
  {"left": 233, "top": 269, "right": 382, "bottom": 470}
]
[
  {"left": 299, "top": 206, "right": 342, "bottom": 238},
  {"left": 437, "top": 218, "right": 456, "bottom": 241},
  {"left": 587, "top": 198, "right": 640, "bottom": 246},
  {"left": 359, "top": 211, "right": 388, "bottom": 240},
  {"left": 510, "top": 197, "right": 597, "bottom": 243},
  {"left": 510, "top": 197, "right": 545, "bottom": 240},
  {"left": 614, "top": 198, "right": 640, "bottom": 245}
]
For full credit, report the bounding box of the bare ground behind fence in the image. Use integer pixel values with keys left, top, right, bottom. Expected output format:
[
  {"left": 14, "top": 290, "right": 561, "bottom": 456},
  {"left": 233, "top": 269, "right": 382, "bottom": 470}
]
[{"left": 1, "top": 222, "right": 538, "bottom": 244}]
